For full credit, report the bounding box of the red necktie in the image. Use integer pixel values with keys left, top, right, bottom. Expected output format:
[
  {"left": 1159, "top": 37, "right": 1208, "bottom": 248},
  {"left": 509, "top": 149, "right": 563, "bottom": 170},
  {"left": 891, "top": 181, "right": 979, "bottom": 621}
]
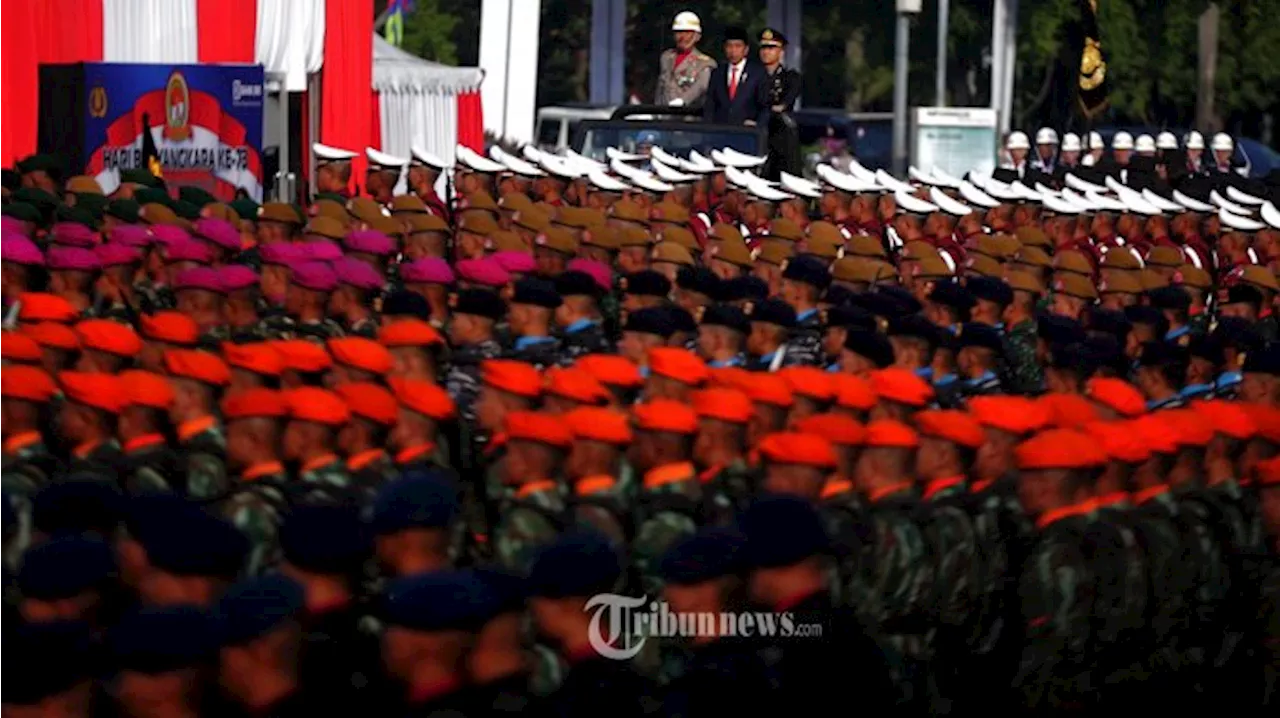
[{"left": 729, "top": 65, "right": 739, "bottom": 100}]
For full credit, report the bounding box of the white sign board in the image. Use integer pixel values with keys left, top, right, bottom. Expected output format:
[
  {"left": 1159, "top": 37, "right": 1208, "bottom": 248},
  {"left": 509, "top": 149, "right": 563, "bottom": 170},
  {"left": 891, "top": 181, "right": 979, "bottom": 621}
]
[{"left": 911, "top": 107, "right": 998, "bottom": 179}]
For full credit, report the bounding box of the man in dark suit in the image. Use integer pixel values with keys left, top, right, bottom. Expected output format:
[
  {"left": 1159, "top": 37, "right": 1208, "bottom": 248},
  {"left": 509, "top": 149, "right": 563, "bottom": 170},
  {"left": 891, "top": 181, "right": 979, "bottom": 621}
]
[{"left": 702, "top": 27, "right": 769, "bottom": 128}]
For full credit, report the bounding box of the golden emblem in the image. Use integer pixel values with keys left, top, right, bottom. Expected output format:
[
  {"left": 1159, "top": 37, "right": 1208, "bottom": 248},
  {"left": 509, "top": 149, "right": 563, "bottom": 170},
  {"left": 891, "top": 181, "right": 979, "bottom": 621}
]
[
  {"left": 89, "top": 86, "right": 108, "bottom": 118},
  {"left": 163, "top": 71, "right": 191, "bottom": 141},
  {"left": 1079, "top": 39, "right": 1106, "bottom": 92}
]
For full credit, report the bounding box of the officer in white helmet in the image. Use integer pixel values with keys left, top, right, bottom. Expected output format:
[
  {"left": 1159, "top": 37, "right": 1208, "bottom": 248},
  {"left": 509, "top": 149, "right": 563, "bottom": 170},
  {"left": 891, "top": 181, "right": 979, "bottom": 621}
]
[
  {"left": 1156, "top": 132, "right": 1178, "bottom": 152},
  {"left": 1058, "top": 133, "right": 1082, "bottom": 170},
  {"left": 312, "top": 143, "right": 358, "bottom": 199},
  {"left": 1134, "top": 134, "right": 1157, "bottom": 158},
  {"left": 1081, "top": 131, "right": 1105, "bottom": 167},
  {"left": 1001, "top": 131, "right": 1031, "bottom": 177},
  {"left": 1209, "top": 132, "right": 1240, "bottom": 175},
  {"left": 1031, "top": 127, "right": 1059, "bottom": 173},
  {"left": 656, "top": 12, "right": 717, "bottom": 108},
  {"left": 1110, "top": 131, "right": 1135, "bottom": 168},
  {"left": 1183, "top": 131, "right": 1206, "bottom": 174}
]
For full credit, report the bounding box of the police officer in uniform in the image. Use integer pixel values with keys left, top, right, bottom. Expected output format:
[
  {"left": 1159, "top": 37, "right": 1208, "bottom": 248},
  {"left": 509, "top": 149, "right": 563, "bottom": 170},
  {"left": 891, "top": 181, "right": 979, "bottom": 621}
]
[
  {"left": 758, "top": 28, "right": 802, "bottom": 180},
  {"left": 655, "top": 12, "right": 717, "bottom": 108}
]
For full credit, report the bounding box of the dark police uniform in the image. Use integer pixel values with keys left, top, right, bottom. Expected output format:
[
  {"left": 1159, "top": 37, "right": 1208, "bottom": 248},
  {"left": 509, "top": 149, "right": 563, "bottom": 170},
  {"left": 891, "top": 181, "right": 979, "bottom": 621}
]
[{"left": 760, "top": 29, "right": 802, "bottom": 180}]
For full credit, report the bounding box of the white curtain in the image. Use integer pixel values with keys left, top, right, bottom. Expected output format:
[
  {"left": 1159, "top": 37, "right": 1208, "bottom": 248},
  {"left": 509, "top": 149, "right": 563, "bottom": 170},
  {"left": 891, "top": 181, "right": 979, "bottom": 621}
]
[
  {"left": 103, "top": 0, "right": 198, "bottom": 63},
  {"left": 256, "top": 0, "right": 326, "bottom": 92},
  {"left": 380, "top": 90, "right": 459, "bottom": 171}
]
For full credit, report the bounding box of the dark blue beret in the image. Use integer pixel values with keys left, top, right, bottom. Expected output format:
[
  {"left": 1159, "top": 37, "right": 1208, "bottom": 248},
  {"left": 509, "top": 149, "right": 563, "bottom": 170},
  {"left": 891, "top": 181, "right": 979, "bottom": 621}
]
[
  {"left": 369, "top": 470, "right": 460, "bottom": 536},
  {"left": 1137, "top": 340, "right": 1190, "bottom": 368},
  {"left": 955, "top": 322, "right": 1004, "bottom": 353},
  {"left": 1122, "top": 305, "right": 1169, "bottom": 336},
  {"left": 624, "top": 306, "right": 677, "bottom": 338},
  {"left": 620, "top": 270, "right": 672, "bottom": 298},
  {"left": 2, "top": 619, "right": 94, "bottom": 705},
  {"left": 782, "top": 255, "right": 831, "bottom": 289},
  {"left": 1038, "top": 313, "right": 1088, "bottom": 347},
  {"left": 382, "top": 290, "right": 432, "bottom": 320},
  {"left": 110, "top": 606, "right": 218, "bottom": 673},
  {"left": 1048, "top": 342, "right": 1099, "bottom": 375},
  {"left": 843, "top": 329, "right": 895, "bottom": 368},
  {"left": 1221, "top": 284, "right": 1265, "bottom": 308},
  {"left": 512, "top": 277, "right": 562, "bottom": 308},
  {"left": 1213, "top": 316, "right": 1263, "bottom": 353},
  {"left": 17, "top": 534, "right": 116, "bottom": 600},
  {"left": 826, "top": 304, "right": 876, "bottom": 331},
  {"left": 453, "top": 288, "right": 506, "bottom": 321},
  {"left": 31, "top": 478, "right": 124, "bottom": 538},
  {"left": 677, "top": 266, "right": 722, "bottom": 297},
  {"left": 1084, "top": 335, "right": 1128, "bottom": 376},
  {"left": 1146, "top": 285, "right": 1192, "bottom": 311},
  {"left": 700, "top": 303, "right": 749, "bottom": 334},
  {"left": 1188, "top": 333, "right": 1225, "bottom": 365},
  {"left": 528, "top": 529, "right": 622, "bottom": 598},
  {"left": 472, "top": 565, "right": 528, "bottom": 617},
  {"left": 720, "top": 275, "right": 770, "bottom": 303},
  {"left": 966, "top": 276, "right": 1013, "bottom": 306},
  {"left": 872, "top": 285, "right": 923, "bottom": 315},
  {"left": 749, "top": 298, "right": 797, "bottom": 328},
  {"left": 555, "top": 270, "right": 605, "bottom": 298},
  {"left": 380, "top": 569, "right": 490, "bottom": 632},
  {"left": 1243, "top": 342, "right": 1280, "bottom": 375},
  {"left": 659, "top": 527, "right": 748, "bottom": 585},
  {"left": 664, "top": 304, "right": 698, "bottom": 333},
  {"left": 215, "top": 574, "right": 304, "bottom": 646},
  {"left": 888, "top": 314, "right": 939, "bottom": 348},
  {"left": 738, "top": 494, "right": 830, "bottom": 568},
  {"left": 135, "top": 497, "right": 247, "bottom": 578},
  {"left": 927, "top": 280, "right": 975, "bottom": 312},
  {"left": 1086, "top": 308, "right": 1131, "bottom": 342},
  {"left": 823, "top": 284, "right": 856, "bottom": 308},
  {"left": 280, "top": 504, "right": 370, "bottom": 573}
]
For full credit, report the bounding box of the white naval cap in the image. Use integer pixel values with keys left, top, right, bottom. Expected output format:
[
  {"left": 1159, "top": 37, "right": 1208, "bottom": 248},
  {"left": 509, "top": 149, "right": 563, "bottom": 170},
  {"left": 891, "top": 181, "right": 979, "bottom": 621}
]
[
  {"left": 1184, "top": 131, "right": 1205, "bottom": 150},
  {"left": 680, "top": 151, "right": 718, "bottom": 173},
  {"left": 366, "top": 147, "right": 408, "bottom": 170},
  {"left": 1142, "top": 189, "right": 1185, "bottom": 213},
  {"left": 605, "top": 147, "right": 645, "bottom": 163},
  {"left": 1156, "top": 132, "right": 1178, "bottom": 151},
  {"left": 1226, "top": 185, "right": 1265, "bottom": 206},
  {"left": 629, "top": 173, "right": 676, "bottom": 194},
  {"left": 874, "top": 169, "right": 914, "bottom": 194},
  {"left": 1035, "top": 127, "right": 1059, "bottom": 145},
  {"left": 671, "top": 11, "right": 702, "bottom": 32},
  {"left": 1209, "top": 189, "right": 1250, "bottom": 215},
  {"left": 815, "top": 164, "right": 879, "bottom": 194},
  {"left": 609, "top": 157, "right": 648, "bottom": 180},
  {"left": 651, "top": 160, "right": 697, "bottom": 184},
  {"left": 957, "top": 180, "right": 1000, "bottom": 208},
  {"left": 538, "top": 155, "right": 583, "bottom": 179},
  {"left": 845, "top": 158, "right": 879, "bottom": 184},
  {"left": 455, "top": 145, "right": 505, "bottom": 173},
  {"left": 1111, "top": 131, "right": 1134, "bottom": 150},
  {"left": 1084, "top": 191, "right": 1126, "bottom": 212},
  {"left": 1171, "top": 189, "right": 1214, "bottom": 213},
  {"left": 410, "top": 146, "right": 448, "bottom": 169},
  {"left": 1261, "top": 201, "right": 1280, "bottom": 230},
  {"left": 928, "top": 186, "right": 973, "bottom": 216},
  {"left": 981, "top": 179, "right": 1022, "bottom": 202},
  {"left": 779, "top": 171, "right": 821, "bottom": 198},
  {"left": 1041, "top": 192, "right": 1082, "bottom": 215},
  {"left": 1219, "top": 207, "right": 1265, "bottom": 231},
  {"left": 907, "top": 165, "right": 936, "bottom": 186},
  {"left": 1064, "top": 172, "right": 1107, "bottom": 194},
  {"left": 1121, "top": 192, "right": 1162, "bottom": 216},
  {"left": 586, "top": 169, "right": 629, "bottom": 192},
  {"left": 929, "top": 167, "right": 962, "bottom": 189},
  {"left": 1060, "top": 132, "right": 1082, "bottom": 152},
  {"left": 498, "top": 153, "right": 545, "bottom": 178},
  {"left": 1007, "top": 180, "right": 1043, "bottom": 203},
  {"left": 1005, "top": 131, "right": 1030, "bottom": 150},
  {"left": 1211, "top": 132, "right": 1234, "bottom": 151},
  {"left": 1060, "top": 188, "right": 1098, "bottom": 212},
  {"left": 649, "top": 146, "right": 682, "bottom": 167},
  {"left": 1134, "top": 134, "right": 1156, "bottom": 154},
  {"left": 710, "top": 147, "right": 767, "bottom": 169},
  {"left": 313, "top": 143, "right": 357, "bottom": 163},
  {"left": 744, "top": 180, "right": 792, "bottom": 202},
  {"left": 894, "top": 189, "right": 939, "bottom": 215}
]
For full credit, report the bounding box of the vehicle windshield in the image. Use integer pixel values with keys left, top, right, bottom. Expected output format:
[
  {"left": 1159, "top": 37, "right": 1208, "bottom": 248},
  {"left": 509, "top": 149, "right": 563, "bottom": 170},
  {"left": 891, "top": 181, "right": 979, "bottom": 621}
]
[{"left": 576, "top": 124, "right": 765, "bottom": 162}]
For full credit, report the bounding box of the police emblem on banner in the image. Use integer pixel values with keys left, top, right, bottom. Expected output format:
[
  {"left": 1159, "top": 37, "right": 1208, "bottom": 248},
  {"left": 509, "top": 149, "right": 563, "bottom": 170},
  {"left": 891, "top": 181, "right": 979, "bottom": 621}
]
[
  {"left": 164, "top": 71, "right": 192, "bottom": 141},
  {"left": 89, "top": 86, "right": 108, "bottom": 119}
]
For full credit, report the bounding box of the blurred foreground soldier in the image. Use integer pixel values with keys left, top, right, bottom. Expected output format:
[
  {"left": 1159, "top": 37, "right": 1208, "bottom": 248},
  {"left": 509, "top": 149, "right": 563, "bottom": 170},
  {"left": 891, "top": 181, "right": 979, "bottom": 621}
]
[
  {"left": 630, "top": 400, "right": 703, "bottom": 596},
  {"left": 758, "top": 28, "right": 801, "bottom": 180},
  {"left": 108, "top": 606, "right": 218, "bottom": 718},
  {"left": 467, "top": 567, "right": 542, "bottom": 714},
  {"left": 655, "top": 12, "right": 716, "bottom": 108},
  {"left": 2, "top": 619, "right": 97, "bottom": 717},
  {"left": 369, "top": 470, "right": 460, "bottom": 578}
]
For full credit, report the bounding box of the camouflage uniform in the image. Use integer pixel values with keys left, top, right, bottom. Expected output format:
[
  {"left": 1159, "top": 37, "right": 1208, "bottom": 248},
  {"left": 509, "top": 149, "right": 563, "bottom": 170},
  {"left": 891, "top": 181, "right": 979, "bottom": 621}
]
[
  {"left": 66, "top": 440, "right": 125, "bottom": 478},
  {"left": 1, "top": 434, "right": 59, "bottom": 500},
  {"left": 818, "top": 479, "right": 870, "bottom": 606},
  {"left": 444, "top": 339, "right": 503, "bottom": 429},
  {"left": 493, "top": 481, "right": 566, "bottom": 575},
  {"left": 631, "top": 463, "right": 702, "bottom": 598},
  {"left": 258, "top": 315, "right": 346, "bottom": 343},
  {"left": 347, "top": 316, "right": 379, "bottom": 339},
  {"left": 1129, "top": 487, "right": 1198, "bottom": 704},
  {"left": 1002, "top": 319, "right": 1041, "bottom": 395},
  {"left": 506, "top": 336, "right": 563, "bottom": 371},
  {"left": 787, "top": 309, "right": 825, "bottom": 367},
  {"left": 1084, "top": 497, "right": 1152, "bottom": 708},
  {"left": 179, "top": 422, "right": 229, "bottom": 500},
  {"left": 119, "top": 439, "right": 184, "bottom": 495},
  {"left": 218, "top": 466, "right": 291, "bottom": 576},
  {"left": 558, "top": 321, "right": 611, "bottom": 364},
  {"left": 347, "top": 451, "right": 397, "bottom": 501},
  {"left": 297, "top": 456, "right": 353, "bottom": 504},
  {"left": 570, "top": 475, "right": 630, "bottom": 547},
  {"left": 958, "top": 370, "right": 1003, "bottom": 400},
  {"left": 698, "top": 461, "right": 756, "bottom": 528},
  {"left": 135, "top": 281, "right": 176, "bottom": 313}
]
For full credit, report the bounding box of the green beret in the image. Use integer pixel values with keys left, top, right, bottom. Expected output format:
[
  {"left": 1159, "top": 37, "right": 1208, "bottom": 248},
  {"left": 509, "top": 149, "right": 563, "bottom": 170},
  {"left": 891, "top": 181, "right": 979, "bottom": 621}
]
[
  {"left": 120, "top": 168, "right": 163, "bottom": 189},
  {"left": 12, "top": 187, "right": 59, "bottom": 212},
  {"left": 17, "top": 154, "right": 65, "bottom": 178},
  {"left": 55, "top": 204, "right": 98, "bottom": 229},
  {"left": 132, "top": 188, "right": 171, "bottom": 208},
  {"left": 73, "top": 193, "right": 109, "bottom": 220},
  {"left": 171, "top": 199, "right": 201, "bottom": 221},
  {"left": 178, "top": 186, "right": 217, "bottom": 208},
  {"left": 106, "top": 199, "right": 142, "bottom": 224},
  {"left": 229, "top": 198, "right": 261, "bottom": 223},
  {"left": 2, "top": 169, "right": 21, "bottom": 192},
  {"left": 1, "top": 202, "right": 42, "bottom": 224}
]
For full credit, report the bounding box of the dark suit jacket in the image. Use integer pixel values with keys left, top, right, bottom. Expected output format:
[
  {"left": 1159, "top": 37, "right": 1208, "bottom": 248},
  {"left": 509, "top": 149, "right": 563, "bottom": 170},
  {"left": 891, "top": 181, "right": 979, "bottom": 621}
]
[{"left": 702, "top": 60, "right": 770, "bottom": 126}]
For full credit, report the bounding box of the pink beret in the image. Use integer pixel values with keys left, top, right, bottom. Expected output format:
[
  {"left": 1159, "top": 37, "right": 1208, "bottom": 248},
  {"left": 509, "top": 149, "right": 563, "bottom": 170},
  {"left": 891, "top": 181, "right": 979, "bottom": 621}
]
[
  {"left": 51, "top": 222, "right": 99, "bottom": 248},
  {"left": 491, "top": 250, "right": 537, "bottom": 274},
  {"left": 174, "top": 267, "right": 225, "bottom": 293},
  {"left": 1, "top": 217, "right": 28, "bottom": 235},
  {"left": 300, "top": 240, "right": 344, "bottom": 263},
  {"left": 290, "top": 260, "right": 339, "bottom": 292},
  {"left": 163, "top": 239, "right": 215, "bottom": 264},
  {"left": 46, "top": 246, "right": 101, "bottom": 272},
  {"left": 95, "top": 243, "right": 142, "bottom": 267},
  {"left": 148, "top": 225, "right": 191, "bottom": 248},
  {"left": 567, "top": 258, "right": 613, "bottom": 292},
  {"left": 2, "top": 234, "right": 44, "bottom": 266},
  {"left": 343, "top": 230, "right": 396, "bottom": 256},
  {"left": 259, "top": 242, "right": 300, "bottom": 267},
  {"left": 456, "top": 258, "right": 511, "bottom": 288},
  {"left": 333, "top": 257, "right": 385, "bottom": 291},
  {"left": 108, "top": 225, "right": 153, "bottom": 248},
  {"left": 218, "top": 265, "right": 259, "bottom": 292},
  {"left": 192, "top": 217, "right": 241, "bottom": 251},
  {"left": 400, "top": 258, "right": 455, "bottom": 285}
]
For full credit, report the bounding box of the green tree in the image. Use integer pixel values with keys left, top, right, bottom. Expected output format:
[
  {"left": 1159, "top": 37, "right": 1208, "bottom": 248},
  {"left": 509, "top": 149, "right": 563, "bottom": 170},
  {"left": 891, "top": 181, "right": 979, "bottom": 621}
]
[{"left": 399, "top": 0, "right": 460, "bottom": 65}]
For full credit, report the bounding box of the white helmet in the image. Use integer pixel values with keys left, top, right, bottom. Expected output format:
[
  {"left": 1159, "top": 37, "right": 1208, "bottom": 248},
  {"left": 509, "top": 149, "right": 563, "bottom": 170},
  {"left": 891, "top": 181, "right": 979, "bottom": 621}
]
[
  {"left": 671, "top": 11, "right": 702, "bottom": 32},
  {"left": 1184, "top": 131, "right": 1205, "bottom": 150},
  {"left": 1111, "top": 131, "right": 1134, "bottom": 150},
  {"left": 1006, "top": 131, "right": 1031, "bottom": 150},
  {"left": 1088, "top": 131, "right": 1105, "bottom": 150},
  {"left": 1060, "top": 132, "right": 1082, "bottom": 152},
  {"left": 1156, "top": 131, "right": 1178, "bottom": 150},
  {"left": 1134, "top": 134, "right": 1156, "bottom": 154},
  {"left": 1035, "top": 127, "right": 1059, "bottom": 146},
  {"left": 1211, "top": 132, "right": 1234, "bottom": 151}
]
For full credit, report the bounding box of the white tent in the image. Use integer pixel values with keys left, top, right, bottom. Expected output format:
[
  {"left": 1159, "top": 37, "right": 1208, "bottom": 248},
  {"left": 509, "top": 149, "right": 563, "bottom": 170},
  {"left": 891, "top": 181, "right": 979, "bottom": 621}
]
[{"left": 374, "top": 35, "right": 484, "bottom": 171}]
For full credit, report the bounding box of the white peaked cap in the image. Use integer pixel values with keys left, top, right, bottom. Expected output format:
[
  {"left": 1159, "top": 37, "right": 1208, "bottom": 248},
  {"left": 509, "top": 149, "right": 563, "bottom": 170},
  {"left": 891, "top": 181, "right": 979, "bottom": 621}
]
[
  {"left": 874, "top": 169, "right": 914, "bottom": 193},
  {"left": 1121, "top": 192, "right": 1162, "bottom": 216},
  {"left": 845, "top": 158, "right": 879, "bottom": 184},
  {"left": 1210, "top": 189, "right": 1250, "bottom": 215},
  {"left": 609, "top": 158, "right": 648, "bottom": 180},
  {"left": 411, "top": 146, "right": 448, "bottom": 169},
  {"left": 1103, "top": 175, "right": 1129, "bottom": 196},
  {"left": 1034, "top": 182, "right": 1057, "bottom": 196},
  {"left": 1211, "top": 132, "right": 1234, "bottom": 151},
  {"left": 499, "top": 154, "right": 545, "bottom": 177},
  {"left": 1261, "top": 201, "right": 1280, "bottom": 230},
  {"left": 605, "top": 147, "right": 644, "bottom": 162},
  {"left": 456, "top": 145, "right": 505, "bottom": 173},
  {"left": 1064, "top": 173, "right": 1106, "bottom": 194},
  {"left": 1061, "top": 133, "right": 1082, "bottom": 152},
  {"left": 1142, "top": 189, "right": 1185, "bottom": 213},
  {"left": 1007, "top": 181, "right": 1043, "bottom": 202},
  {"left": 816, "top": 164, "right": 879, "bottom": 193},
  {"left": 966, "top": 170, "right": 991, "bottom": 190},
  {"left": 894, "top": 189, "right": 939, "bottom": 214},
  {"left": 649, "top": 146, "right": 682, "bottom": 167},
  {"left": 1085, "top": 191, "right": 1126, "bottom": 212},
  {"left": 650, "top": 160, "right": 697, "bottom": 183},
  {"left": 520, "top": 145, "right": 544, "bottom": 163},
  {"left": 1156, "top": 132, "right": 1178, "bottom": 150},
  {"left": 586, "top": 169, "right": 629, "bottom": 192},
  {"left": 488, "top": 145, "right": 510, "bottom": 163},
  {"left": 928, "top": 186, "right": 973, "bottom": 216},
  {"left": 1061, "top": 188, "right": 1098, "bottom": 212},
  {"left": 1171, "top": 189, "right": 1214, "bottom": 212},
  {"left": 1226, "top": 185, "right": 1265, "bottom": 206},
  {"left": 723, "top": 165, "right": 751, "bottom": 188},
  {"left": 366, "top": 147, "right": 408, "bottom": 169},
  {"left": 313, "top": 143, "right": 357, "bottom": 160},
  {"left": 1042, "top": 193, "right": 1081, "bottom": 215},
  {"left": 745, "top": 180, "right": 792, "bottom": 202},
  {"left": 562, "top": 148, "right": 604, "bottom": 172},
  {"left": 982, "top": 179, "right": 1022, "bottom": 202},
  {"left": 1184, "top": 131, "right": 1205, "bottom": 150},
  {"left": 681, "top": 151, "right": 718, "bottom": 173},
  {"left": 958, "top": 180, "right": 1000, "bottom": 208},
  {"left": 908, "top": 165, "right": 936, "bottom": 186},
  {"left": 538, "top": 155, "right": 583, "bottom": 179},
  {"left": 779, "top": 171, "right": 821, "bottom": 198},
  {"left": 929, "top": 167, "right": 962, "bottom": 189},
  {"left": 1219, "top": 207, "right": 1265, "bottom": 231},
  {"left": 720, "top": 147, "right": 768, "bottom": 167},
  {"left": 688, "top": 150, "right": 717, "bottom": 168},
  {"left": 629, "top": 173, "right": 675, "bottom": 194}
]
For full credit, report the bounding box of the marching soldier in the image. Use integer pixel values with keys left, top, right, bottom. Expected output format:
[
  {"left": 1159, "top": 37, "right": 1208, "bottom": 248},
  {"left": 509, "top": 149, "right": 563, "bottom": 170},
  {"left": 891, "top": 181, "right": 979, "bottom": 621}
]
[
  {"left": 758, "top": 28, "right": 802, "bottom": 180},
  {"left": 655, "top": 12, "right": 717, "bottom": 108},
  {"left": 312, "top": 143, "right": 358, "bottom": 201}
]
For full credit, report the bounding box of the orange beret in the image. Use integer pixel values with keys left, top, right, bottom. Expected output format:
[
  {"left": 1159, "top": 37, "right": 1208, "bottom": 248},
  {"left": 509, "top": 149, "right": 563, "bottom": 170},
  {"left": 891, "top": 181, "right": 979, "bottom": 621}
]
[
  {"left": 575, "top": 354, "right": 643, "bottom": 389},
  {"left": 1191, "top": 399, "right": 1256, "bottom": 441},
  {"left": 832, "top": 374, "right": 876, "bottom": 411},
  {"left": 18, "top": 292, "right": 78, "bottom": 324},
  {"left": 741, "top": 373, "right": 795, "bottom": 408},
  {"left": 1038, "top": 393, "right": 1099, "bottom": 429},
  {"left": 390, "top": 377, "right": 457, "bottom": 421},
  {"left": 707, "top": 366, "right": 752, "bottom": 389},
  {"left": 870, "top": 368, "right": 934, "bottom": 407},
  {"left": 2, "top": 332, "right": 42, "bottom": 363},
  {"left": 914, "top": 409, "right": 986, "bottom": 448},
  {"left": 793, "top": 413, "right": 866, "bottom": 447},
  {"left": 1158, "top": 408, "right": 1214, "bottom": 447},
  {"left": 564, "top": 406, "right": 633, "bottom": 445},
  {"left": 1257, "top": 455, "right": 1280, "bottom": 487},
  {"left": 864, "top": 419, "right": 920, "bottom": 448},
  {"left": 221, "top": 388, "right": 289, "bottom": 420},
  {"left": 139, "top": 312, "right": 199, "bottom": 346},
  {"left": 504, "top": 410, "right": 573, "bottom": 447},
  {"left": 334, "top": 382, "right": 399, "bottom": 425},
  {"left": 22, "top": 321, "right": 80, "bottom": 350},
  {"left": 1015, "top": 428, "right": 1107, "bottom": 470},
  {"left": 222, "top": 341, "right": 283, "bottom": 377},
  {"left": 1129, "top": 414, "right": 1180, "bottom": 455},
  {"left": 544, "top": 366, "right": 610, "bottom": 405},
  {"left": 778, "top": 366, "right": 836, "bottom": 402},
  {"left": 1085, "top": 377, "right": 1146, "bottom": 418},
  {"left": 633, "top": 399, "right": 699, "bottom": 435},
  {"left": 75, "top": 319, "right": 142, "bottom": 357},
  {"left": 271, "top": 340, "right": 333, "bottom": 373},
  {"left": 378, "top": 319, "right": 445, "bottom": 348},
  {"left": 1, "top": 365, "right": 56, "bottom": 403},
  {"left": 58, "top": 371, "right": 126, "bottom": 413},
  {"left": 163, "top": 349, "right": 231, "bottom": 386},
  {"left": 690, "top": 387, "right": 753, "bottom": 424},
  {"left": 1241, "top": 403, "right": 1280, "bottom": 444},
  {"left": 119, "top": 370, "right": 175, "bottom": 410},
  {"left": 967, "top": 395, "right": 1049, "bottom": 435},
  {"left": 481, "top": 359, "right": 542, "bottom": 398},
  {"left": 647, "top": 347, "right": 710, "bottom": 386},
  {"left": 1083, "top": 420, "right": 1151, "bottom": 464},
  {"left": 759, "top": 432, "right": 838, "bottom": 468},
  {"left": 327, "top": 337, "right": 393, "bottom": 375},
  {"left": 285, "top": 387, "right": 350, "bottom": 426}
]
